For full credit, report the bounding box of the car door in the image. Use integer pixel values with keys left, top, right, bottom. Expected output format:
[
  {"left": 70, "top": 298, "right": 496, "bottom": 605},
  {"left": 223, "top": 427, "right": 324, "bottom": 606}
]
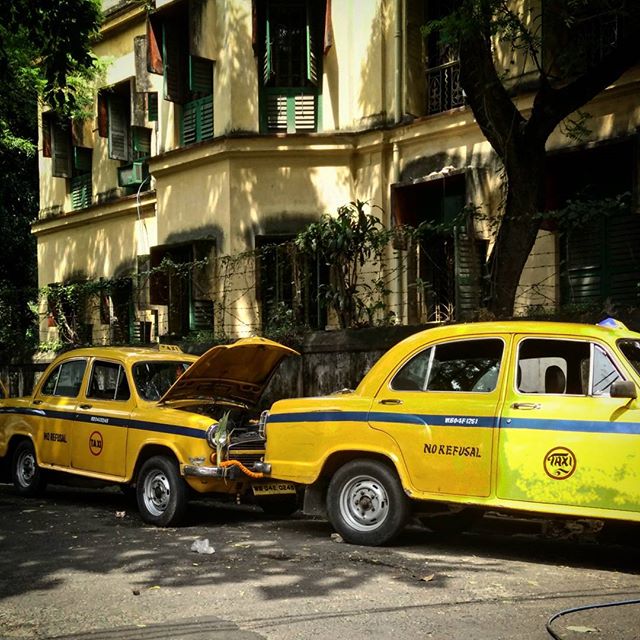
[
  {"left": 370, "top": 336, "right": 508, "bottom": 497},
  {"left": 497, "top": 334, "right": 640, "bottom": 513},
  {"left": 34, "top": 358, "right": 88, "bottom": 468},
  {"left": 71, "top": 359, "right": 132, "bottom": 478}
]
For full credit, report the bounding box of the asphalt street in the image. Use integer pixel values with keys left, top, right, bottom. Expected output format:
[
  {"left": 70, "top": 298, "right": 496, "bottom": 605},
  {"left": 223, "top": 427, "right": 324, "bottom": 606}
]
[{"left": 0, "top": 484, "right": 639, "bottom": 640}]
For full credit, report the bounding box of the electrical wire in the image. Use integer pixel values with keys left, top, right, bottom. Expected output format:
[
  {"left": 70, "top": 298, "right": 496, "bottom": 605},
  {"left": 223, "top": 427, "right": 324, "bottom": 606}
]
[{"left": 546, "top": 597, "right": 640, "bottom": 639}]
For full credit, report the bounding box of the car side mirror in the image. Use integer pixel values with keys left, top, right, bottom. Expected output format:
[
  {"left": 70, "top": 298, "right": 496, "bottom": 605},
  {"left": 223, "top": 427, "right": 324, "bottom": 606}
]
[{"left": 610, "top": 380, "right": 637, "bottom": 399}]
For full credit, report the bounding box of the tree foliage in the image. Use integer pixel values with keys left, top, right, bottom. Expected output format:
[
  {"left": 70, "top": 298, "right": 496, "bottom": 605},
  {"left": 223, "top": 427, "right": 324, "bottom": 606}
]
[
  {"left": 0, "top": 0, "right": 101, "bottom": 361},
  {"left": 296, "top": 201, "right": 395, "bottom": 329},
  {"left": 428, "top": 0, "right": 640, "bottom": 317}
]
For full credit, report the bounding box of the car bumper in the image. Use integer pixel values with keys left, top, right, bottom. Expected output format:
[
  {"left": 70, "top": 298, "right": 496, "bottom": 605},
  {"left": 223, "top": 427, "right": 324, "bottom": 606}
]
[{"left": 183, "top": 461, "right": 272, "bottom": 479}]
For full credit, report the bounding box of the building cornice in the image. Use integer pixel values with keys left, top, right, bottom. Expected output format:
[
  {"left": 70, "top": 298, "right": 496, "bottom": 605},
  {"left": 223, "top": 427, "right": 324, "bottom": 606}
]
[
  {"left": 100, "top": 2, "right": 146, "bottom": 37},
  {"left": 32, "top": 191, "right": 156, "bottom": 237},
  {"left": 149, "top": 133, "right": 361, "bottom": 177}
]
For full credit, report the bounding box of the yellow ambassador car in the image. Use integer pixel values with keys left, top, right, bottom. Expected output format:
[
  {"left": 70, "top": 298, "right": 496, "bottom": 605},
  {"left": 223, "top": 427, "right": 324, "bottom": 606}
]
[
  {"left": 261, "top": 319, "right": 640, "bottom": 545},
  {"left": 0, "top": 338, "right": 298, "bottom": 526}
]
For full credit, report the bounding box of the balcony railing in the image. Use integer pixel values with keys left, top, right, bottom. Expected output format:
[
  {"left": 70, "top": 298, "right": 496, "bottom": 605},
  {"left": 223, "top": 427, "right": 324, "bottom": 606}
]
[
  {"left": 576, "top": 11, "right": 620, "bottom": 68},
  {"left": 426, "top": 60, "right": 464, "bottom": 115}
]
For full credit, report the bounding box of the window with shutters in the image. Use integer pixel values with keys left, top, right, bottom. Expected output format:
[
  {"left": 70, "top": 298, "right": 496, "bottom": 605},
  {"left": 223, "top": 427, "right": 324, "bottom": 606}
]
[
  {"left": 258, "top": 0, "right": 324, "bottom": 133},
  {"left": 42, "top": 113, "right": 72, "bottom": 179},
  {"left": 70, "top": 146, "right": 93, "bottom": 210},
  {"left": 256, "top": 236, "right": 328, "bottom": 330},
  {"left": 392, "top": 173, "right": 484, "bottom": 323},
  {"left": 43, "top": 112, "right": 93, "bottom": 210},
  {"left": 148, "top": 5, "right": 214, "bottom": 146},
  {"left": 542, "top": 2, "right": 628, "bottom": 77},
  {"left": 99, "top": 84, "right": 153, "bottom": 190},
  {"left": 552, "top": 140, "right": 640, "bottom": 308},
  {"left": 149, "top": 241, "right": 215, "bottom": 337},
  {"left": 180, "top": 56, "right": 214, "bottom": 145}
]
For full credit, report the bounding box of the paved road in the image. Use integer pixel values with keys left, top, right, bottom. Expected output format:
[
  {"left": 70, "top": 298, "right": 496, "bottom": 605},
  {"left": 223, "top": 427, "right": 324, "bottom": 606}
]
[{"left": 0, "top": 484, "right": 639, "bottom": 640}]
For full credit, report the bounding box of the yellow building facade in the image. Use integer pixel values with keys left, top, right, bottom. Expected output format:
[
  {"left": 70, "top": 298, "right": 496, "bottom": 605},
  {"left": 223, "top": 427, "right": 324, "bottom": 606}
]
[{"left": 35, "top": 0, "right": 640, "bottom": 344}]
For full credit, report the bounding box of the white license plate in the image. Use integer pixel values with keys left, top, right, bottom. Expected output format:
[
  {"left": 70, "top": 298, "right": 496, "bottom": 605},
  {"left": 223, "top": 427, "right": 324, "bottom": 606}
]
[{"left": 252, "top": 482, "right": 296, "bottom": 496}]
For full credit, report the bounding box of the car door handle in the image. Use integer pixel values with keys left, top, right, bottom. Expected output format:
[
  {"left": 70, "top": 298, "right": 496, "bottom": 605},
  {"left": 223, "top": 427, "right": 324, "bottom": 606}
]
[
  {"left": 78, "top": 404, "right": 92, "bottom": 410},
  {"left": 33, "top": 399, "right": 42, "bottom": 405},
  {"left": 511, "top": 402, "right": 541, "bottom": 410},
  {"left": 379, "top": 399, "right": 403, "bottom": 405}
]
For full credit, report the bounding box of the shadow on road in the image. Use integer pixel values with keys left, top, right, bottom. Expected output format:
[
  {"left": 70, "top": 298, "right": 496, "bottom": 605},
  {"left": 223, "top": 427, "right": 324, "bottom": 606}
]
[{"left": 1, "top": 483, "right": 638, "bottom": 610}]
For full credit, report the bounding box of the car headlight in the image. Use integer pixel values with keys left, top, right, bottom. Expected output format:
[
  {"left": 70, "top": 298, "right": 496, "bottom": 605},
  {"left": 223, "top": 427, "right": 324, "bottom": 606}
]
[
  {"left": 206, "top": 423, "right": 217, "bottom": 448},
  {"left": 258, "top": 410, "right": 269, "bottom": 439}
]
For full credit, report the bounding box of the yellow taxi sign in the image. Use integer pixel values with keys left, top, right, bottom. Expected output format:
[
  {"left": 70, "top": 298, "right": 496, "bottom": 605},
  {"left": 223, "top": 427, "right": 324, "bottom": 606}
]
[{"left": 157, "top": 344, "right": 183, "bottom": 353}]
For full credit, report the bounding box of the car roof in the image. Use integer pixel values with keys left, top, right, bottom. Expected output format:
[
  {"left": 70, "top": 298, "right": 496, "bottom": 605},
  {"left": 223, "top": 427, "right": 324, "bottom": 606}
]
[
  {"left": 397, "top": 320, "right": 640, "bottom": 349},
  {"left": 355, "top": 320, "right": 640, "bottom": 396},
  {"left": 51, "top": 346, "right": 198, "bottom": 366}
]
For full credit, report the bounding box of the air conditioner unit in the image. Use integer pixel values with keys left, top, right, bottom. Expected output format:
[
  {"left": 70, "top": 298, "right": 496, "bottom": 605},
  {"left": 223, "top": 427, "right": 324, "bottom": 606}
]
[{"left": 117, "top": 160, "right": 149, "bottom": 187}]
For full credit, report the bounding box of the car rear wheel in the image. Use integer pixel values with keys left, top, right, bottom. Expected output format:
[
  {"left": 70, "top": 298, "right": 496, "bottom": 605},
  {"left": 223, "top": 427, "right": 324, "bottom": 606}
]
[
  {"left": 327, "top": 459, "right": 409, "bottom": 546},
  {"left": 136, "top": 456, "right": 188, "bottom": 527},
  {"left": 12, "top": 440, "right": 46, "bottom": 497}
]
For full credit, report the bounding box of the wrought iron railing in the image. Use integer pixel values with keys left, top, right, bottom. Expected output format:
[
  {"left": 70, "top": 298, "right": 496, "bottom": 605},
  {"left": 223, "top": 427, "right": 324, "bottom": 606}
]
[{"left": 426, "top": 60, "right": 464, "bottom": 115}]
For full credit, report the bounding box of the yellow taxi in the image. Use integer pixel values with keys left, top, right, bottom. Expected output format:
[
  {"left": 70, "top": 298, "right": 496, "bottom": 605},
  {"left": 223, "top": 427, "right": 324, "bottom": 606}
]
[
  {"left": 0, "top": 338, "right": 298, "bottom": 526},
  {"left": 261, "top": 319, "right": 640, "bottom": 545}
]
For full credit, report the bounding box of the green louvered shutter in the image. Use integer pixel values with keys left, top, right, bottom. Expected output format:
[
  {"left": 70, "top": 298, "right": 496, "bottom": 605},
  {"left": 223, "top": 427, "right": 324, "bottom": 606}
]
[
  {"left": 306, "top": 1, "right": 318, "bottom": 86},
  {"left": 263, "top": 4, "right": 273, "bottom": 85},
  {"left": 147, "top": 92, "right": 158, "bottom": 122},
  {"left": 189, "top": 56, "right": 213, "bottom": 96},
  {"left": 52, "top": 124, "right": 71, "bottom": 178},
  {"left": 562, "top": 213, "right": 640, "bottom": 306},
  {"left": 181, "top": 96, "right": 213, "bottom": 145},
  {"left": 107, "top": 96, "right": 130, "bottom": 161},
  {"left": 132, "top": 127, "right": 151, "bottom": 159},
  {"left": 70, "top": 174, "right": 92, "bottom": 210},
  {"left": 163, "top": 21, "right": 188, "bottom": 103}
]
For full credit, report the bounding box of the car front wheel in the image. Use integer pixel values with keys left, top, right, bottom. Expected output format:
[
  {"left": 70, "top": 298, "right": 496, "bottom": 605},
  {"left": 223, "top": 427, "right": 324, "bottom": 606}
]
[
  {"left": 136, "top": 456, "right": 188, "bottom": 527},
  {"left": 12, "top": 440, "right": 46, "bottom": 497},
  {"left": 327, "top": 459, "right": 409, "bottom": 546}
]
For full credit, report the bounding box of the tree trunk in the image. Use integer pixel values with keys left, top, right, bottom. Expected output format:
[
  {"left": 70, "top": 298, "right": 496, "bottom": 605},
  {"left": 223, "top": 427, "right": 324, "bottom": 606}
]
[{"left": 487, "top": 146, "right": 546, "bottom": 318}]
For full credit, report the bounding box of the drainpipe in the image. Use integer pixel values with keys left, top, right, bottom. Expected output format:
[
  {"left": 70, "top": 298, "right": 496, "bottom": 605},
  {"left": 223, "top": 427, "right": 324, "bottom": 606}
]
[
  {"left": 394, "top": 0, "right": 403, "bottom": 124},
  {"left": 391, "top": 0, "right": 405, "bottom": 322}
]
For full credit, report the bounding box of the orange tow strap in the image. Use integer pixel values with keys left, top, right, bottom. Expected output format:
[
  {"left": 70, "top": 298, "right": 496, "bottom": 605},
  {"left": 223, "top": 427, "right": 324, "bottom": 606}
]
[{"left": 219, "top": 460, "right": 264, "bottom": 479}]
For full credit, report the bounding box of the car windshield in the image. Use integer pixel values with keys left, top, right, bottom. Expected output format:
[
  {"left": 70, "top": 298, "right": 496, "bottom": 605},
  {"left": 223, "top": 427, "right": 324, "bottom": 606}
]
[
  {"left": 618, "top": 339, "right": 640, "bottom": 377},
  {"left": 133, "top": 361, "right": 192, "bottom": 401}
]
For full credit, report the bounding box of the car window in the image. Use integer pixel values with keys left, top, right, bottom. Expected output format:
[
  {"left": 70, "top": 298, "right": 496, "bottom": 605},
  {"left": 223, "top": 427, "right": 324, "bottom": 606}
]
[
  {"left": 88, "top": 361, "right": 131, "bottom": 401},
  {"left": 592, "top": 345, "right": 622, "bottom": 395},
  {"left": 516, "top": 338, "right": 621, "bottom": 396},
  {"left": 392, "top": 339, "right": 504, "bottom": 392},
  {"left": 133, "top": 361, "right": 191, "bottom": 401},
  {"left": 40, "top": 360, "right": 87, "bottom": 398},
  {"left": 618, "top": 339, "right": 640, "bottom": 377}
]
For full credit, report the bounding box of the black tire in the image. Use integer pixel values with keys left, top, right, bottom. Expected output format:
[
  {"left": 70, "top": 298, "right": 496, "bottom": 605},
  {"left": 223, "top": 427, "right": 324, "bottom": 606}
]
[
  {"left": 136, "top": 456, "right": 188, "bottom": 526},
  {"left": 258, "top": 495, "right": 299, "bottom": 517},
  {"left": 326, "top": 459, "right": 410, "bottom": 546},
  {"left": 12, "top": 440, "right": 46, "bottom": 497},
  {"left": 421, "top": 508, "right": 482, "bottom": 534}
]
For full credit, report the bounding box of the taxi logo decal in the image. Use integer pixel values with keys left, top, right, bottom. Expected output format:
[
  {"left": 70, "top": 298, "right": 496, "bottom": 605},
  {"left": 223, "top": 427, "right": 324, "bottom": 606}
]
[
  {"left": 544, "top": 446, "right": 576, "bottom": 480},
  {"left": 89, "top": 431, "right": 103, "bottom": 456}
]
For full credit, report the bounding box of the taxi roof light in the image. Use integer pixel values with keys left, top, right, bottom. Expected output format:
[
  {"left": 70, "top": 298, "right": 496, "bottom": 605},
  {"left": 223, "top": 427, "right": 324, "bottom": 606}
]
[
  {"left": 157, "top": 344, "right": 183, "bottom": 353},
  {"left": 597, "top": 317, "right": 627, "bottom": 330}
]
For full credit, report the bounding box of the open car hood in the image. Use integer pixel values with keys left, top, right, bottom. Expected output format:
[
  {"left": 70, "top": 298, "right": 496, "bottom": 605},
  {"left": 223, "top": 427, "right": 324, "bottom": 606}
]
[{"left": 159, "top": 337, "right": 299, "bottom": 406}]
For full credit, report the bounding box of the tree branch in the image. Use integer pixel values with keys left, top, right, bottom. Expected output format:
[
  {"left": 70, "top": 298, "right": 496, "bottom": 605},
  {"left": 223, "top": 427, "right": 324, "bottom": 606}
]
[{"left": 458, "top": 10, "right": 525, "bottom": 160}]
